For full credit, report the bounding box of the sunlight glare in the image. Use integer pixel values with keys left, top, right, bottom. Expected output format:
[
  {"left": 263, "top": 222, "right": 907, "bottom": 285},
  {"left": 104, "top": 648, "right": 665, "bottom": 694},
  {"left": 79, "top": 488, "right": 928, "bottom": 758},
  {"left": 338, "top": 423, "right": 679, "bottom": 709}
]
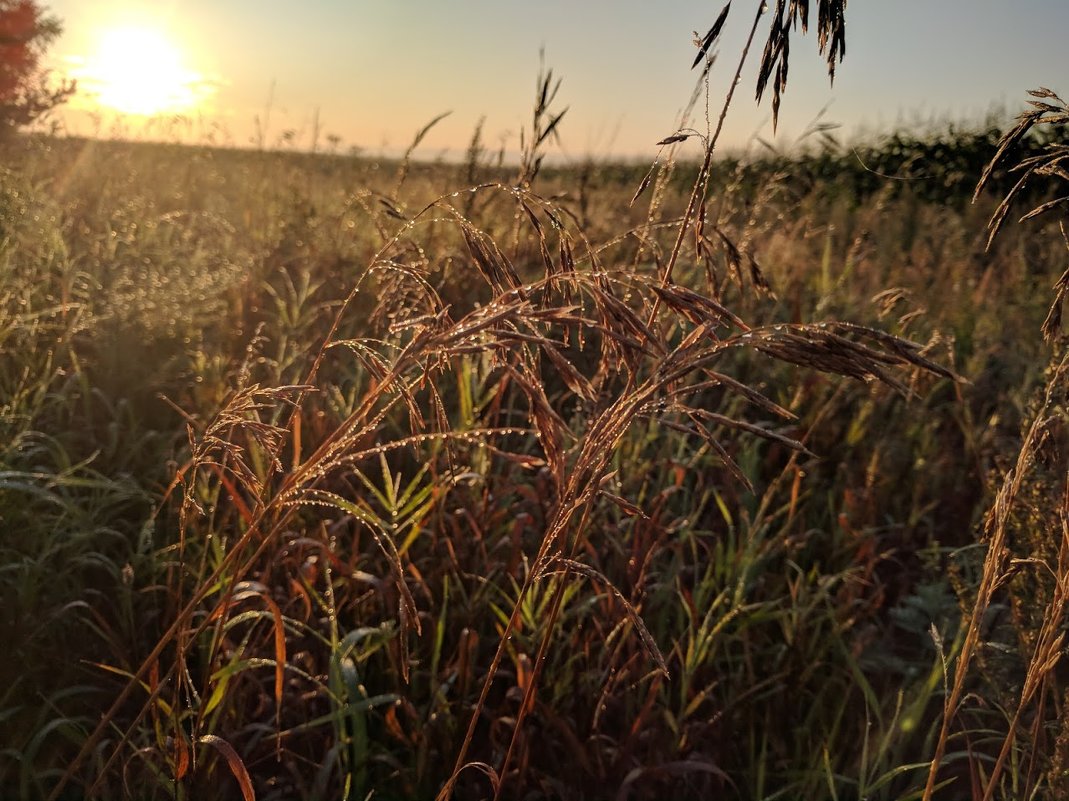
[{"left": 79, "top": 26, "right": 208, "bottom": 116}]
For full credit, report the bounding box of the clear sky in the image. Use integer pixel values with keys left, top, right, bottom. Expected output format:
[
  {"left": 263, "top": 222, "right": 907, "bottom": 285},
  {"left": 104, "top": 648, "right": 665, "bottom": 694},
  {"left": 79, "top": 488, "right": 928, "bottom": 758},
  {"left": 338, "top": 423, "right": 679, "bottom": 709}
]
[{"left": 40, "top": 0, "right": 1069, "bottom": 160}]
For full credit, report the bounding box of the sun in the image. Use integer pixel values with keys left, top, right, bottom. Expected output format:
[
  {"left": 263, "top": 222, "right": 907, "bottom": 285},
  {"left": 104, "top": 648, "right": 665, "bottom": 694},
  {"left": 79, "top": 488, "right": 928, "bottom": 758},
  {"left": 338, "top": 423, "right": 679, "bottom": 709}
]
[{"left": 78, "top": 25, "right": 208, "bottom": 116}]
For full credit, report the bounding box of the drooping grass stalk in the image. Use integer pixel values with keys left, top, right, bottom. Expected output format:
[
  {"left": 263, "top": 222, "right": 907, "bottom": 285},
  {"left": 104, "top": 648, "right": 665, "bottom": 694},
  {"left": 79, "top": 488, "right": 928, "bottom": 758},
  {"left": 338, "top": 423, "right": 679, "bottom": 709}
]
[{"left": 648, "top": 1, "right": 767, "bottom": 319}]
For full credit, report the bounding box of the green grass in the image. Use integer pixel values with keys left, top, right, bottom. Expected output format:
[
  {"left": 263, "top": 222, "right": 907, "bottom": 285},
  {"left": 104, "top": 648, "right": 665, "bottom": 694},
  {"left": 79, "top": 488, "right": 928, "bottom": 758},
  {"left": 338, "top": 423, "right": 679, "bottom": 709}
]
[{"left": 0, "top": 115, "right": 1065, "bottom": 801}]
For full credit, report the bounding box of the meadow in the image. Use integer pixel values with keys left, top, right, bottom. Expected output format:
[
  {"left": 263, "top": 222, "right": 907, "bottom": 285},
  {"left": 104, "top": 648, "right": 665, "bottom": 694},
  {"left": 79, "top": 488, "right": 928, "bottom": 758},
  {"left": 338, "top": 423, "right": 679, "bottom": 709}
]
[{"left": 1, "top": 94, "right": 1068, "bottom": 800}]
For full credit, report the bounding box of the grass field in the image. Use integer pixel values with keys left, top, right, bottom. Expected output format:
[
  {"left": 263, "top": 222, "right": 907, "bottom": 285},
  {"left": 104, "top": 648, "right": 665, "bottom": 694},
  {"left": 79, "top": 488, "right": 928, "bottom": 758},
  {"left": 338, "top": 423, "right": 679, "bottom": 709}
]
[{"left": 1, "top": 96, "right": 1068, "bottom": 800}]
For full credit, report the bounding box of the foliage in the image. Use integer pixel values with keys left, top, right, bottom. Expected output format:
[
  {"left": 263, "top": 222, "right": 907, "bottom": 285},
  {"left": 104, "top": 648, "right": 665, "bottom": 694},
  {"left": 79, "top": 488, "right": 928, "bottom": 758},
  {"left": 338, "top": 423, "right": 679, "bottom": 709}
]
[
  {"left": 0, "top": 2, "right": 1068, "bottom": 799},
  {"left": 0, "top": 115, "right": 1062, "bottom": 800},
  {"left": 0, "top": 0, "right": 73, "bottom": 133}
]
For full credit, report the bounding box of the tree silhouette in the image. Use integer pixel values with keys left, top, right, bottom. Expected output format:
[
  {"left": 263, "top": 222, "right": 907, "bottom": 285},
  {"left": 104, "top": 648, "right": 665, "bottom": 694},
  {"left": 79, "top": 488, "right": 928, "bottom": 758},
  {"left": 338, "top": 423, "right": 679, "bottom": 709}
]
[{"left": 0, "top": 0, "right": 73, "bottom": 133}]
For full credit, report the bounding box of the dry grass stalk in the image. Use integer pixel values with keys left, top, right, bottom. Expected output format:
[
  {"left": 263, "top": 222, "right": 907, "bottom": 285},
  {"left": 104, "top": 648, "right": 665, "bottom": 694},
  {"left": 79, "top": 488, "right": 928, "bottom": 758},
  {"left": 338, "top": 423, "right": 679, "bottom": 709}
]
[
  {"left": 924, "top": 87, "right": 1069, "bottom": 801},
  {"left": 921, "top": 353, "right": 1069, "bottom": 801}
]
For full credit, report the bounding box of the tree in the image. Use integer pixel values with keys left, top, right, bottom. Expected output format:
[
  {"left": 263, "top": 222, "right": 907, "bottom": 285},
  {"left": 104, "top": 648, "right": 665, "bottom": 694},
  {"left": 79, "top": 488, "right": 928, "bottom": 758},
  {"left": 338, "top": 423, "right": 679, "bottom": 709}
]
[{"left": 0, "top": 0, "right": 73, "bottom": 132}]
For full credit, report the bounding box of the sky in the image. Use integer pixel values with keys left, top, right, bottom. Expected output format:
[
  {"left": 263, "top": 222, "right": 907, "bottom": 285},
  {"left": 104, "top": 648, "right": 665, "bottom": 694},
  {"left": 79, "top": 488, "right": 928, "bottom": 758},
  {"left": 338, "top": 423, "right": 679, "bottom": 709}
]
[{"left": 39, "top": 0, "right": 1069, "bottom": 160}]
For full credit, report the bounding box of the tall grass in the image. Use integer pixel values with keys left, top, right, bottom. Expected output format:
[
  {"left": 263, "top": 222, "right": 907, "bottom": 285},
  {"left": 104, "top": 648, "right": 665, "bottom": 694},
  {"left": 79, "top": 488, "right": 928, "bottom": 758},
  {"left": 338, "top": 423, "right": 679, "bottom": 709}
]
[{"left": 0, "top": 8, "right": 1067, "bottom": 800}]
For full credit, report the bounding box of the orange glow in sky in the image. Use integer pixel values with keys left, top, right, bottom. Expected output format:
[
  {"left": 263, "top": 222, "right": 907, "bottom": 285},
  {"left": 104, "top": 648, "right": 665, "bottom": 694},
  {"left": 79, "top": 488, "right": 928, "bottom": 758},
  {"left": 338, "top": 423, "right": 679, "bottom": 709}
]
[
  {"left": 43, "top": 1, "right": 1069, "bottom": 156},
  {"left": 73, "top": 25, "right": 211, "bottom": 116}
]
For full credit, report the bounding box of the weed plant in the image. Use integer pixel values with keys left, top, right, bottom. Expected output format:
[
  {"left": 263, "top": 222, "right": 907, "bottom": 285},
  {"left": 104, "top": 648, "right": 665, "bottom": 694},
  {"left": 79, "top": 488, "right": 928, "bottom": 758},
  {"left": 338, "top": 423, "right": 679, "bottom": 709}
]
[{"left": 1, "top": 7, "right": 1068, "bottom": 801}]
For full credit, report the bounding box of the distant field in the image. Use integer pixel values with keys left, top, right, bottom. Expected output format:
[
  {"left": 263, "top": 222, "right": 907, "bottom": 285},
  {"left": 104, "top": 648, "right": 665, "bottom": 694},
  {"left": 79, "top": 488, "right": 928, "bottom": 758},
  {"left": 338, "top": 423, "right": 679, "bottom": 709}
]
[{"left": 1, "top": 126, "right": 1066, "bottom": 800}]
